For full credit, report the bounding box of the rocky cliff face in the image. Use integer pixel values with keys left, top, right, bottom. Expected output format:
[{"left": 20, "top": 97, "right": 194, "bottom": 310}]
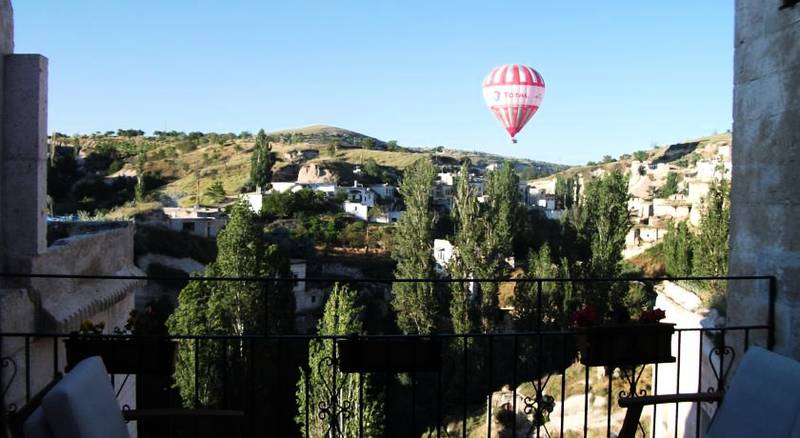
[{"left": 297, "top": 162, "right": 338, "bottom": 184}]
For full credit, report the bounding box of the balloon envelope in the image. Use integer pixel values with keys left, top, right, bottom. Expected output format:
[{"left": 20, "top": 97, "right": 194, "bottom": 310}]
[{"left": 482, "top": 64, "right": 545, "bottom": 142}]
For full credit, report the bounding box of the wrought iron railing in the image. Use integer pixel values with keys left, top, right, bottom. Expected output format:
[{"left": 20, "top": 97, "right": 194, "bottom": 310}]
[{"left": 0, "top": 274, "right": 776, "bottom": 437}]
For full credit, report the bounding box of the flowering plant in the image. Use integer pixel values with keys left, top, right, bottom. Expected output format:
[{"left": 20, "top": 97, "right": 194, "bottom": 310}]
[
  {"left": 570, "top": 305, "right": 667, "bottom": 327},
  {"left": 639, "top": 308, "right": 667, "bottom": 323},
  {"left": 571, "top": 305, "right": 599, "bottom": 328}
]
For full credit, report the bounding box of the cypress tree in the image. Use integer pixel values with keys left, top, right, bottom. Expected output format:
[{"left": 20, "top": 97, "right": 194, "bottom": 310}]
[
  {"left": 391, "top": 158, "right": 438, "bottom": 334},
  {"left": 296, "top": 284, "right": 384, "bottom": 436},
  {"left": 250, "top": 129, "right": 274, "bottom": 192}
]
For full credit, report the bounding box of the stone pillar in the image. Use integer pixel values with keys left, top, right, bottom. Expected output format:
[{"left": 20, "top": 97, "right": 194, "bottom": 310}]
[
  {"left": 0, "top": 0, "right": 13, "bottom": 273},
  {"left": 1, "top": 54, "right": 48, "bottom": 260},
  {"left": 727, "top": 1, "right": 800, "bottom": 359}
]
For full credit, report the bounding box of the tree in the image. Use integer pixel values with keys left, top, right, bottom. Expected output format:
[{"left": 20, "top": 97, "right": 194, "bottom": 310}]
[
  {"left": 513, "top": 245, "right": 574, "bottom": 331},
  {"left": 658, "top": 172, "right": 679, "bottom": 198},
  {"left": 359, "top": 137, "right": 375, "bottom": 150},
  {"left": 250, "top": 129, "right": 275, "bottom": 192},
  {"left": 633, "top": 150, "right": 649, "bottom": 162},
  {"left": 205, "top": 181, "right": 226, "bottom": 204},
  {"left": 662, "top": 220, "right": 693, "bottom": 276},
  {"left": 386, "top": 140, "right": 399, "bottom": 151},
  {"left": 391, "top": 158, "right": 438, "bottom": 334},
  {"left": 575, "top": 172, "right": 631, "bottom": 315},
  {"left": 692, "top": 179, "right": 730, "bottom": 297},
  {"left": 167, "top": 202, "right": 295, "bottom": 407},
  {"left": 296, "top": 284, "right": 384, "bottom": 436},
  {"left": 363, "top": 158, "right": 381, "bottom": 180},
  {"left": 477, "top": 162, "right": 521, "bottom": 331},
  {"left": 326, "top": 141, "right": 338, "bottom": 157},
  {"left": 134, "top": 151, "right": 146, "bottom": 203},
  {"left": 555, "top": 176, "right": 578, "bottom": 209},
  {"left": 448, "top": 161, "right": 481, "bottom": 334}
]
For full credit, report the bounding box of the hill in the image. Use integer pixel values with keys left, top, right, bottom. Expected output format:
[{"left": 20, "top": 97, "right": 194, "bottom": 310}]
[{"left": 48, "top": 125, "right": 568, "bottom": 215}]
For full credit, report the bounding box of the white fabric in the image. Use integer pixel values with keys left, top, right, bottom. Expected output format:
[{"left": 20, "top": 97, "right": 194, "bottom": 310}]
[
  {"left": 40, "top": 356, "right": 130, "bottom": 438},
  {"left": 707, "top": 347, "right": 800, "bottom": 438},
  {"left": 23, "top": 407, "right": 54, "bottom": 438}
]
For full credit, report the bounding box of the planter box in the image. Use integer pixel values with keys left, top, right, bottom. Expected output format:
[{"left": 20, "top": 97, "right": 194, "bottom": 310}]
[
  {"left": 337, "top": 338, "right": 441, "bottom": 373},
  {"left": 577, "top": 323, "right": 675, "bottom": 367},
  {"left": 65, "top": 336, "right": 176, "bottom": 375}
]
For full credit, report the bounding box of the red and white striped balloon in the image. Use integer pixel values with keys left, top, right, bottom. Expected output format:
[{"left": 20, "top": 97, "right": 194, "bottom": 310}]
[{"left": 482, "top": 64, "right": 545, "bottom": 143}]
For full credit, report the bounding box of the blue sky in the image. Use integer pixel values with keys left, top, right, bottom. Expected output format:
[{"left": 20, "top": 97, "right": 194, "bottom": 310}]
[{"left": 13, "top": 1, "right": 733, "bottom": 165}]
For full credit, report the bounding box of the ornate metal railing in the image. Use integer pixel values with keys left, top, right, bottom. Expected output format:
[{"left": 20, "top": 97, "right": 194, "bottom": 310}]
[{"left": 0, "top": 274, "right": 776, "bottom": 438}]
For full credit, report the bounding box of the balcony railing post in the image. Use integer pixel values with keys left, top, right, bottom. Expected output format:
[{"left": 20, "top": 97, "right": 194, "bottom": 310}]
[{"left": 768, "top": 276, "right": 777, "bottom": 350}]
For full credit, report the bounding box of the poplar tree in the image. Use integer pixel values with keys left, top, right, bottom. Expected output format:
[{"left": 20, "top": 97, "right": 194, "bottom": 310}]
[
  {"left": 579, "top": 171, "right": 631, "bottom": 279},
  {"left": 296, "top": 284, "right": 384, "bottom": 436},
  {"left": 574, "top": 171, "right": 631, "bottom": 315},
  {"left": 692, "top": 179, "right": 730, "bottom": 301},
  {"left": 250, "top": 129, "right": 274, "bottom": 192},
  {"left": 168, "top": 201, "right": 295, "bottom": 407},
  {"left": 448, "top": 161, "right": 481, "bottom": 334},
  {"left": 391, "top": 158, "right": 438, "bottom": 334},
  {"left": 662, "top": 219, "right": 694, "bottom": 276},
  {"left": 478, "top": 162, "right": 521, "bottom": 332}
]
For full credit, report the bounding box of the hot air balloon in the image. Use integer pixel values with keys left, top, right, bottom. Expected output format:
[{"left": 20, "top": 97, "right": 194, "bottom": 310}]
[{"left": 482, "top": 64, "right": 545, "bottom": 143}]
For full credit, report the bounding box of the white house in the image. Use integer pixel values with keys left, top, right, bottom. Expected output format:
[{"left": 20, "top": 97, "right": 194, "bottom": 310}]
[
  {"left": 433, "top": 239, "right": 454, "bottom": 273},
  {"left": 653, "top": 199, "right": 692, "bottom": 220},
  {"left": 242, "top": 192, "right": 264, "bottom": 213},
  {"left": 537, "top": 197, "right": 557, "bottom": 211},
  {"left": 371, "top": 210, "right": 402, "bottom": 224},
  {"left": 343, "top": 201, "right": 369, "bottom": 221},
  {"left": 369, "top": 183, "right": 397, "bottom": 200},
  {"left": 291, "top": 259, "right": 326, "bottom": 314},
  {"left": 308, "top": 183, "right": 337, "bottom": 197},
  {"left": 156, "top": 207, "right": 228, "bottom": 239},
  {"left": 628, "top": 197, "right": 654, "bottom": 219},
  {"left": 437, "top": 172, "right": 456, "bottom": 186},
  {"left": 341, "top": 182, "right": 376, "bottom": 207}
]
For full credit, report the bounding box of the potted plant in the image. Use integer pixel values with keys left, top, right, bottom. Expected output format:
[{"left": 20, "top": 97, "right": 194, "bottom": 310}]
[
  {"left": 65, "top": 306, "right": 176, "bottom": 375},
  {"left": 574, "top": 305, "right": 675, "bottom": 367}
]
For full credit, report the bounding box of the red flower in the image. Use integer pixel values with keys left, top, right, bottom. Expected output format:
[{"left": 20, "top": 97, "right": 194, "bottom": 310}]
[
  {"left": 639, "top": 308, "right": 667, "bottom": 323},
  {"left": 571, "top": 305, "right": 599, "bottom": 328}
]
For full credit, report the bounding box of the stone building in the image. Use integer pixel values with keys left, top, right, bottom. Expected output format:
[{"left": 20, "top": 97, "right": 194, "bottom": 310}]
[{"left": 0, "top": 0, "right": 143, "bottom": 428}]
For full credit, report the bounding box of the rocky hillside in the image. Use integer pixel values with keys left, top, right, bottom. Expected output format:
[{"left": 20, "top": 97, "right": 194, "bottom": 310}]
[
  {"left": 529, "top": 132, "right": 732, "bottom": 199},
  {"left": 49, "top": 125, "right": 568, "bottom": 215}
]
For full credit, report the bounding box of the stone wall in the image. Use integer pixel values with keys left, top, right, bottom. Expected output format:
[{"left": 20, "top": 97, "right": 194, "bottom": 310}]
[{"left": 728, "top": 1, "right": 800, "bottom": 359}]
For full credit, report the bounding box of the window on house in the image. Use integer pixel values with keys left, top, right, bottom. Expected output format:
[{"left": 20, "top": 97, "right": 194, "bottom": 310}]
[
  {"left": 311, "top": 295, "right": 316, "bottom": 303},
  {"left": 182, "top": 222, "right": 195, "bottom": 232}
]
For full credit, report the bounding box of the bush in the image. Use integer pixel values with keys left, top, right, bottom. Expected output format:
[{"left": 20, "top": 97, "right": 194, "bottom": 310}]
[{"left": 340, "top": 221, "right": 366, "bottom": 247}]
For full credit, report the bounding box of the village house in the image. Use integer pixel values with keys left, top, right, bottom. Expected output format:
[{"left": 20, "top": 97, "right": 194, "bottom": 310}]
[
  {"left": 433, "top": 239, "right": 454, "bottom": 274},
  {"left": 142, "top": 207, "right": 227, "bottom": 239}
]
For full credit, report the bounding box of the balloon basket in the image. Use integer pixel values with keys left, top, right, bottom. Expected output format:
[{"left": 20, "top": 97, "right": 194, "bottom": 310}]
[{"left": 511, "top": 138, "right": 518, "bottom": 144}]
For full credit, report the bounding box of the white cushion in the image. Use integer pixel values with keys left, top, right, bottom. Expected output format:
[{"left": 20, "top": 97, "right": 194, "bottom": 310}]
[
  {"left": 41, "top": 356, "right": 130, "bottom": 438},
  {"left": 23, "top": 407, "right": 54, "bottom": 438},
  {"left": 707, "top": 347, "right": 800, "bottom": 438}
]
